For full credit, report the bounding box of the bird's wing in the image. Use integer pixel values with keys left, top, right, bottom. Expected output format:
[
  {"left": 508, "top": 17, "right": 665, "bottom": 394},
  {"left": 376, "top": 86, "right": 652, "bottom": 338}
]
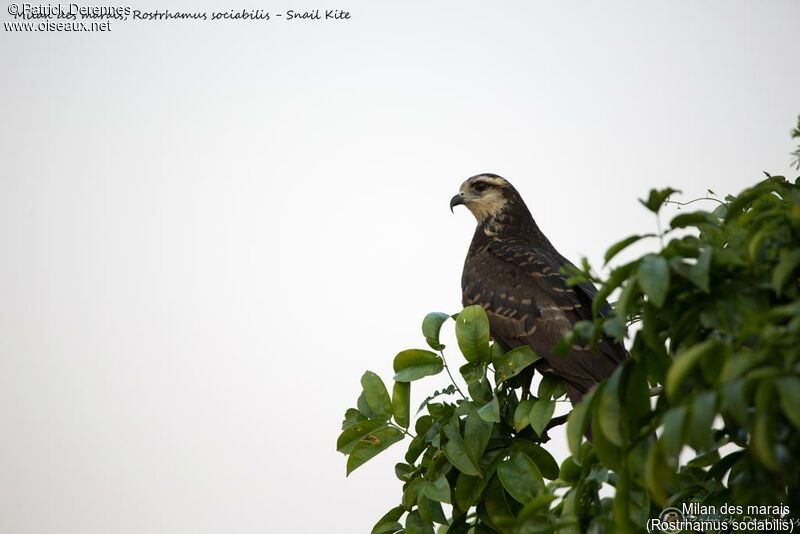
[{"left": 462, "top": 240, "right": 627, "bottom": 398}]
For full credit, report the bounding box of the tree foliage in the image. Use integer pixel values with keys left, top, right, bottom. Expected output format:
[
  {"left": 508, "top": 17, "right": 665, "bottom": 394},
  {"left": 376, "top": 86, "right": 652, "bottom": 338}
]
[
  {"left": 338, "top": 173, "right": 800, "bottom": 533},
  {"left": 791, "top": 115, "right": 800, "bottom": 171}
]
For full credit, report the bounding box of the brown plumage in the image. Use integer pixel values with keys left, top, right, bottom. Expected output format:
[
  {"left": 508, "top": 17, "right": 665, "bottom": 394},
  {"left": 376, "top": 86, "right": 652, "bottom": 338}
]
[{"left": 450, "top": 173, "right": 627, "bottom": 405}]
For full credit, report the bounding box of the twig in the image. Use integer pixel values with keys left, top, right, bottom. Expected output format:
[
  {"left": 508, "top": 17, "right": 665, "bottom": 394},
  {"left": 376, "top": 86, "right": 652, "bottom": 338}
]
[
  {"left": 389, "top": 423, "right": 415, "bottom": 439},
  {"left": 545, "top": 414, "right": 569, "bottom": 432},
  {"left": 656, "top": 214, "right": 664, "bottom": 248},
  {"left": 440, "top": 350, "right": 467, "bottom": 400},
  {"left": 664, "top": 196, "right": 725, "bottom": 208},
  {"left": 543, "top": 387, "right": 660, "bottom": 435}
]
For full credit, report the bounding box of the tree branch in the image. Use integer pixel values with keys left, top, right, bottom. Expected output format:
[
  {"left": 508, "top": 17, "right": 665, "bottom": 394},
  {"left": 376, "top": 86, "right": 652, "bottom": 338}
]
[{"left": 545, "top": 414, "right": 569, "bottom": 432}]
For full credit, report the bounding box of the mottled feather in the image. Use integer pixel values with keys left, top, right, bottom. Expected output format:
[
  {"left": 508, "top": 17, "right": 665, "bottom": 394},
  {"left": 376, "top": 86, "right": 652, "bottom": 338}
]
[{"left": 454, "top": 174, "right": 628, "bottom": 404}]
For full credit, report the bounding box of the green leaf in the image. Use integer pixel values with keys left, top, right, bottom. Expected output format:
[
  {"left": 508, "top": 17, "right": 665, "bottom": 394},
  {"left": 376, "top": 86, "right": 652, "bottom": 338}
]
[
  {"left": 687, "top": 449, "right": 720, "bottom": 468},
  {"left": 773, "top": 249, "right": 800, "bottom": 295},
  {"left": 455, "top": 473, "right": 483, "bottom": 511},
  {"left": 726, "top": 186, "right": 762, "bottom": 221},
  {"left": 518, "top": 495, "right": 557, "bottom": 522},
  {"left": 586, "top": 464, "right": 609, "bottom": 484},
  {"left": 482, "top": 475, "right": 516, "bottom": 531},
  {"left": 468, "top": 376, "right": 493, "bottom": 404},
  {"left": 426, "top": 402, "right": 454, "bottom": 421},
  {"left": 639, "top": 187, "right": 679, "bottom": 213},
  {"left": 371, "top": 521, "right": 401, "bottom": 534},
  {"left": 422, "top": 312, "right": 450, "bottom": 351},
  {"left": 688, "top": 247, "right": 712, "bottom": 292},
  {"left": 591, "top": 406, "right": 622, "bottom": 470},
  {"left": 538, "top": 373, "right": 566, "bottom": 400},
  {"left": 623, "top": 360, "right": 651, "bottom": 429},
  {"left": 404, "top": 510, "right": 433, "bottom": 534},
  {"left": 453, "top": 450, "right": 503, "bottom": 511},
  {"left": 514, "top": 399, "right": 536, "bottom": 432},
  {"left": 567, "top": 386, "right": 598, "bottom": 455},
  {"left": 593, "top": 260, "right": 639, "bottom": 316},
  {"left": 707, "top": 450, "right": 744, "bottom": 483},
  {"left": 342, "top": 407, "right": 367, "bottom": 430},
  {"left": 512, "top": 440, "right": 560, "bottom": 480},
  {"left": 665, "top": 339, "right": 718, "bottom": 398},
  {"left": 464, "top": 411, "right": 493, "bottom": 462},
  {"left": 670, "top": 210, "right": 714, "bottom": 229},
  {"left": 752, "top": 381, "right": 779, "bottom": 471},
  {"left": 459, "top": 362, "right": 484, "bottom": 385},
  {"left": 687, "top": 391, "right": 716, "bottom": 452},
  {"left": 405, "top": 417, "right": 434, "bottom": 464},
  {"left": 644, "top": 442, "right": 670, "bottom": 506},
  {"left": 557, "top": 490, "right": 581, "bottom": 534},
  {"left": 637, "top": 255, "right": 670, "bottom": 308},
  {"left": 597, "top": 368, "right": 624, "bottom": 446},
  {"left": 402, "top": 478, "right": 426, "bottom": 510},
  {"left": 572, "top": 320, "right": 596, "bottom": 344},
  {"left": 337, "top": 418, "right": 387, "bottom": 454},
  {"left": 530, "top": 399, "right": 556, "bottom": 435},
  {"left": 361, "top": 371, "right": 393, "bottom": 421},
  {"left": 422, "top": 474, "right": 451, "bottom": 504},
  {"left": 614, "top": 470, "right": 642, "bottom": 532},
  {"left": 395, "top": 462, "right": 414, "bottom": 481},
  {"left": 392, "top": 381, "right": 410, "bottom": 428},
  {"left": 494, "top": 345, "right": 541, "bottom": 382},
  {"left": 477, "top": 396, "right": 501, "bottom": 423},
  {"left": 393, "top": 350, "right": 444, "bottom": 382},
  {"left": 455, "top": 305, "right": 491, "bottom": 363},
  {"left": 443, "top": 417, "right": 480, "bottom": 476},
  {"left": 346, "top": 426, "right": 404, "bottom": 475},
  {"left": 720, "top": 351, "right": 763, "bottom": 383},
  {"left": 357, "top": 391, "right": 374, "bottom": 418},
  {"left": 604, "top": 234, "right": 654, "bottom": 264},
  {"left": 660, "top": 406, "right": 686, "bottom": 466},
  {"left": 371, "top": 506, "right": 404, "bottom": 534},
  {"left": 748, "top": 225, "right": 771, "bottom": 261},
  {"left": 417, "top": 495, "right": 447, "bottom": 525},
  {"left": 416, "top": 385, "right": 456, "bottom": 415},
  {"left": 491, "top": 342, "right": 506, "bottom": 366},
  {"left": 603, "top": 315, "right": 627, "bottom": 341},
  {"left": 497, "top": 452, "right": 545, "bottom": 504},
  {"left": 776, "top": 376, "right": 800, "bottom": 430},
  {"left": 720, "top": 380, "right": 747, "bottom": 427},
  {"left": 559, "top": 457, "right": 582, "bottom": 484}
]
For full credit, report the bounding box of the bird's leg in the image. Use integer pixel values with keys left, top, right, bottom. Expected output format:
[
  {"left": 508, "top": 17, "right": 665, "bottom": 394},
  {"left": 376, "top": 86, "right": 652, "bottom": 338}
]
[{"left": 519, "top": 368, "right": 534, "bottom": 401}]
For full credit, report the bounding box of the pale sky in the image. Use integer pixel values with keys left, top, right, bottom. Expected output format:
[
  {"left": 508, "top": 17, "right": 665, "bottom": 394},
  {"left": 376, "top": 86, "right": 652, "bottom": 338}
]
[{"left": 1, "top": 1, "right": 799, "bottom": 532}]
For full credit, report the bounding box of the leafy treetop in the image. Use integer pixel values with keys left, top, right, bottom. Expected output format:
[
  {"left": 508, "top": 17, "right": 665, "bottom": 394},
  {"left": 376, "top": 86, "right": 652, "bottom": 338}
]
[{"left": 338, "top": 172, "right": 800, "bottom": 534}]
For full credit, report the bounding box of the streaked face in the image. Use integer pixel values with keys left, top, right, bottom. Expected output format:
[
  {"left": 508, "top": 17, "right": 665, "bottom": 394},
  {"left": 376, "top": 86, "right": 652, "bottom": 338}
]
[{"left": 451, "top": 174, "right": 511, "bottom": 222}]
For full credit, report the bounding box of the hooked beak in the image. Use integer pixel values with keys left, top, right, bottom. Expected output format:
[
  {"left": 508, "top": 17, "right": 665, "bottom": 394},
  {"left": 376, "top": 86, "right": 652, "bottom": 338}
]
[{"left": 450, "top": 193, "right": 465, "bottom": 213}]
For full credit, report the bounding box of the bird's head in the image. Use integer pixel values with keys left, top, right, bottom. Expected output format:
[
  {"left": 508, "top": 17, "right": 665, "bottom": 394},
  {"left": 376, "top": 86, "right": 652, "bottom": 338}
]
[{"left": 450, "top": 173, "right": 521, "bottom": 223}]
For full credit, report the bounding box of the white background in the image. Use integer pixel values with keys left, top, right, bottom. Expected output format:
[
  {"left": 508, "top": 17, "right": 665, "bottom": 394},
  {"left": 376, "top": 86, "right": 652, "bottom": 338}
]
[{"left": 1, "top": 1, "right": 799, "bottom": 532}]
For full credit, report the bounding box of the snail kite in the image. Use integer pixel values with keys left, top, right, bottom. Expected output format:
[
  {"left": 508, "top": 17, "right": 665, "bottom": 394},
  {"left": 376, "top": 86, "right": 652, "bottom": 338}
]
[{"left": 450, "top": 173, "right": 627, "bottom": 404}]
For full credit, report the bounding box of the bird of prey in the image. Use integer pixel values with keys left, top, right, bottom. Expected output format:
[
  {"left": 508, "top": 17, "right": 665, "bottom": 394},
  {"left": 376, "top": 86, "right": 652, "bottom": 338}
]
[{"left": 450, "top": 173, "right": 627, "bottom": 405}]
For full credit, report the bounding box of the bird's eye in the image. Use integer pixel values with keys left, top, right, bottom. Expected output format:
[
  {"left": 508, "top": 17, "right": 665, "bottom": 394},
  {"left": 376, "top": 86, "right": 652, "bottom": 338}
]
[{"left": 474, "top": 182, "right": 488, "bottom": 193}]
